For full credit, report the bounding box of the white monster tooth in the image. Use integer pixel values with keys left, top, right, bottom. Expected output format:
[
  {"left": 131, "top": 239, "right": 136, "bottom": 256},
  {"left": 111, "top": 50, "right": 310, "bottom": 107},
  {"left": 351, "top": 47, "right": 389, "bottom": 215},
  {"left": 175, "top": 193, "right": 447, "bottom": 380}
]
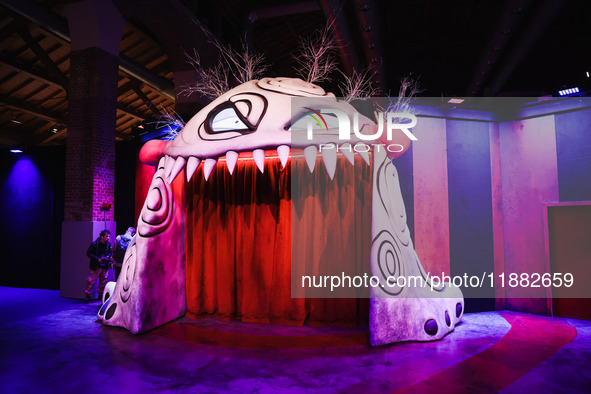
[
  {"left": 321, "top": 144, "right": 337, "bottom": 180},
  {"left": 340, "top": 143, "right": 355, "bottom": 166},
  {"left": 164, "top": 155, "right": 174, "bottom": 179},
  {"left": 253, "top": 149, "right": 265, "bottom": 173},
  {"left": 167, "top": 156, "right": 186, "bottom": 184},
  {"left": 277, "top": 145, "right": 290, "bottom": 168},
  {"left": 203, "top": 158, "right": 217, "bottom": 181},
  {"left": 157, "top": 156, "right": 167, "bottom": 171},
  {"left": 355, "top": 143, "right": 371, "bottom": 165},
  {"left": 304, "top": 146, "right": 317, "bottom": 173},
  {"left": 186, "top": 157, "right": 201, "bottom": 182},
  {"left": 225, "top": 151, "right": 239, "bottom": 175}
]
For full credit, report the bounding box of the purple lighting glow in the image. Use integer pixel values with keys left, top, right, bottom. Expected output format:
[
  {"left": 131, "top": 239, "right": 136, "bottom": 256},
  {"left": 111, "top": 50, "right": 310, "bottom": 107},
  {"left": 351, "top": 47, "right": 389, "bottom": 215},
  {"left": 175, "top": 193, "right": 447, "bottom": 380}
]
[
  {"left": 10, "top": 149, "right": 23, "bottom": 153},
  {"left": 4, "top": 156, "right": 45, "bottom": 239}
]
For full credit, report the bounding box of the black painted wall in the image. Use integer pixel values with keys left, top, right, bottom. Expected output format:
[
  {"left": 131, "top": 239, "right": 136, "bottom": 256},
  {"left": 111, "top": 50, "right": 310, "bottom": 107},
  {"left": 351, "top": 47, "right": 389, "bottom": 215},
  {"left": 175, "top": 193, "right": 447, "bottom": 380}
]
[{"left": 114, "top": 141, "right": 140, "bottom": 236}]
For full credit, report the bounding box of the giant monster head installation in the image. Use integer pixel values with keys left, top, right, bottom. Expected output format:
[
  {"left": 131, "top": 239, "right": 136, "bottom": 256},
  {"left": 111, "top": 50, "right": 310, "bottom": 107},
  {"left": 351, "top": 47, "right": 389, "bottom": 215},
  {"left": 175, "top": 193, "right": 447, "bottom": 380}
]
[{"left": 99, "top": 76, "right": 464, "bottom": 346}]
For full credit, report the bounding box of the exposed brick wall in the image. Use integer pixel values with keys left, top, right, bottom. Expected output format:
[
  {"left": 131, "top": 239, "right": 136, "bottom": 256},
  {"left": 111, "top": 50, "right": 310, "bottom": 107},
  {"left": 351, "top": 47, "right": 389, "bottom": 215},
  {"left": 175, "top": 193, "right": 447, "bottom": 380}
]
[{"left": 65, "top": 47, "right": 118, "bottom": 222}]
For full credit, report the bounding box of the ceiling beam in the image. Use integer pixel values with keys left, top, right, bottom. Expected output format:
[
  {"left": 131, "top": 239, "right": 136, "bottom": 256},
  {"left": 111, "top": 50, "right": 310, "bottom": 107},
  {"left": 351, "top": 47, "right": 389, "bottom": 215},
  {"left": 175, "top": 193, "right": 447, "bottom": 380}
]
[
  {"left": 36, "top": 127, "right": 66, "bottom": 145},
  {"left": 116, "top": 103, "right": 148, "bottom": 121},
  {"left": 1, "top": 0, "right": 176, "bottom": 99},
  {"left": 117, "top": 81, "right": 137, "bottom": 98},
  {"left": 0, "top": 96, "right": 65, "bottom": 123},
  {"left": 131, "top": 83, "right": 162, "bottom": 116},
  {"left": 117, "top": 116, "right": 139, "bottom": 131},
  {"left": 0, "top": 16, "right": 27, "bottom": 39},
  {"left": 3, "top": 77, "right": 35, "bottom": 97}
]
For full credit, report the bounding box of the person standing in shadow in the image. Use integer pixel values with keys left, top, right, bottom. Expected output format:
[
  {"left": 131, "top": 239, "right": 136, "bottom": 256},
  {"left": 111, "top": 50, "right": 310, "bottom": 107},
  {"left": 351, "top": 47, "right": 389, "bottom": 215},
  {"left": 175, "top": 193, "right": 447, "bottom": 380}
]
[
  {"left": 84, "top": 230, "right": 112, "bottom": 303},
  {"left": 112, "top": 227, "right": 136, "bottom": 281}
]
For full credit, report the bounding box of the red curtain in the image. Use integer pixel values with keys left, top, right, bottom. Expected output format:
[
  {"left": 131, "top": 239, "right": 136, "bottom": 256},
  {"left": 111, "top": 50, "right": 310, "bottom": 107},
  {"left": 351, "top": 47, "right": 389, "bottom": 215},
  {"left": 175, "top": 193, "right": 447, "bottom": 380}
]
[{"left": 186, "top": 152, "right": 371, "bottom": 326}]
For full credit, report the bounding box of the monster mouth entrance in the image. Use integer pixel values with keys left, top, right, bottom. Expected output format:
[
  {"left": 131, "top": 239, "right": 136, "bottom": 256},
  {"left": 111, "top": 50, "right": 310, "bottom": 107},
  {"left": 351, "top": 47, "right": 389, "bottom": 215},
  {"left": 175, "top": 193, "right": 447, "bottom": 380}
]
[
  {"left": 103, "top": 143, "right": 463, "bottom": 343},
  {"left": 182, "top": 147, "right": 374, "bottom": 325},
  {"left": 101, "top": 77, "right": 463, "bottom": 343},
  {"left": 99, "top": 144, "right": 466, "bottom": 347}
]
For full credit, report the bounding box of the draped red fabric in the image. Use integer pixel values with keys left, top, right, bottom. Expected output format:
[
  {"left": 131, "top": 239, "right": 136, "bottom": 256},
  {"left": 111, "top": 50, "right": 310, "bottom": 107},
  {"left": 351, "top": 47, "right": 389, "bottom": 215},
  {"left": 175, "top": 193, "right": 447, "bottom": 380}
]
[{"left": 186, "top": 152, "right": 371, "bottom": 326}]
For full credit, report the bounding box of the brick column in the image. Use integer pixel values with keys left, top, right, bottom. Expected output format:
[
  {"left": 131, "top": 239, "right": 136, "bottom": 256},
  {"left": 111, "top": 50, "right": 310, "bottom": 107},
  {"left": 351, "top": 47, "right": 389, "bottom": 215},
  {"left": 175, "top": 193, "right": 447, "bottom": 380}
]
[
  {"left": 65, "top": 48, "right": 118, "bottom": 222},
  {"left": 61, "top": 0, "right": 125, "bottom": 299}
]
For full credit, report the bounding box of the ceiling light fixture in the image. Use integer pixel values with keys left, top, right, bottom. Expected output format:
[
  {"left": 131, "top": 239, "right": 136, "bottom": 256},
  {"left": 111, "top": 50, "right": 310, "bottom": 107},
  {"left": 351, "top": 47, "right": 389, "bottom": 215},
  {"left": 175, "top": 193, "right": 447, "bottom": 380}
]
[
  {"left": 558, "top": 87, "right": 580, "bottom": 96},
  {"left": 10, "top": 111, "right": 22, "bottom": 124},
  {"left": 448, "top": 98, "right": 465, "bottom": 104}
]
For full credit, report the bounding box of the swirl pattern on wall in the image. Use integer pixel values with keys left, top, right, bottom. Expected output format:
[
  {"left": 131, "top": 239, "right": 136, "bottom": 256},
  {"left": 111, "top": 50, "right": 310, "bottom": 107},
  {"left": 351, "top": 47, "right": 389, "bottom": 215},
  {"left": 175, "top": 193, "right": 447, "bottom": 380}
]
[
  {"left": 375, "top": 159, "right": 411, "bottom": 247},
  {"left": 372, "top": 230, "right": 405, "bottom": 296},
  {"left": 374, "top": 156, "right": 445, "bottom": 294},
  {"left": 119, "top": 238, "right": 137, "bottom": 303},
  {"left": 138, "top": 160, "right": 173, "bottom": 238}
]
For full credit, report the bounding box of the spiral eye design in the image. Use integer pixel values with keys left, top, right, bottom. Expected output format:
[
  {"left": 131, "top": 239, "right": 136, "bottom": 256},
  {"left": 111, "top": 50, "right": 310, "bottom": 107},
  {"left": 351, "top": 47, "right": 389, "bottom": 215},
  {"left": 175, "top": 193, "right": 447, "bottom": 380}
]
[{"left": 209, "top": 107, "right": 249, "bottom": 133}]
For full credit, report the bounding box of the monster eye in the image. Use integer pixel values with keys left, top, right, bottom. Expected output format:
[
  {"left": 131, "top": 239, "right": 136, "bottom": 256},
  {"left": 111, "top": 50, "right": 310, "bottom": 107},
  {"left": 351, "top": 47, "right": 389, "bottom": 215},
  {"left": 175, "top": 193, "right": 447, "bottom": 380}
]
[
  {"left": 200, "top": 101, "right": 258, "bottom": 141},
  {"left": 287, "top": 111, "right": 339, "bottom": 131},
  {"left": 208, "top": 106, "right": 250, "bottom": 133}
]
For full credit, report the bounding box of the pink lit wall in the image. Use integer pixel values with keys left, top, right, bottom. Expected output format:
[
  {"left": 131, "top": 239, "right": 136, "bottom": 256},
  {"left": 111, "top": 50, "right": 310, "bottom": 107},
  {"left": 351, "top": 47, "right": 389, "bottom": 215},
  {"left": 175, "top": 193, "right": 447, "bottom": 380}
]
[
  {"left": 498, "top": 116, "right": 558, "bottom": 314},
  {"left": 394, "top": 102, "right": 590, "bottom": 314},
  {"left": 489, "top": 123, "right": 506, "bottom": 308}
]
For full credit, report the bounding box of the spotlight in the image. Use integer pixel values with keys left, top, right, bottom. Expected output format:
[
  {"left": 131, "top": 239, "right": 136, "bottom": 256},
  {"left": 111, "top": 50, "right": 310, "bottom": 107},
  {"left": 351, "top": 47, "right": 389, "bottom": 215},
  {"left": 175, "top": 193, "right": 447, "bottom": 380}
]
[
  {"left": 10, "top": 111, "right": 22, "bottom": 124},
  {"left": 10, "top": 144, "right": 24, "bottom": 153}
]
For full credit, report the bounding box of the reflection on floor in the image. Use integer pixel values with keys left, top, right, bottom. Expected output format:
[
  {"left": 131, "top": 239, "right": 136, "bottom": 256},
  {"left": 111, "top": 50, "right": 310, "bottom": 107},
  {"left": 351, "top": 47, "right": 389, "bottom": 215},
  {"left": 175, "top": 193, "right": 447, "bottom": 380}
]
[{"left": 1, "top": 287, "right": 590, "bottom": 393}]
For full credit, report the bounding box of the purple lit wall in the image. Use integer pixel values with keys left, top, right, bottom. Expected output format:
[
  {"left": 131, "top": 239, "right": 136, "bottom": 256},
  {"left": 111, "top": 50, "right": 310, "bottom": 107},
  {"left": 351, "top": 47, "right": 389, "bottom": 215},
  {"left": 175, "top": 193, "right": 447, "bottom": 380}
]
[
  {"left": 447, "top": 119, "right": 494, "bottom": 311},
  {"left": 397, "top": 117, "right": 495, "bottom": 312},
  {"left": 0, "top": 147, "right": 65, "bottom": 289},
  {"left": 555, "top": 109, "right": 591, "bottom": 202},
  {"left": 391, "top": 102, "right": 590, "bottom": 314}
]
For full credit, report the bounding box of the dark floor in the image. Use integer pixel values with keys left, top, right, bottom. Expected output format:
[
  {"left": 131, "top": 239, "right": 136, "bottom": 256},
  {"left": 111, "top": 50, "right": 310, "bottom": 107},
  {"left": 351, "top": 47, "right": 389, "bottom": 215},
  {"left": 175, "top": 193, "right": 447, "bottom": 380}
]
[{"left": 1, "top": 287, "right": 590, "bottom": 393}]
